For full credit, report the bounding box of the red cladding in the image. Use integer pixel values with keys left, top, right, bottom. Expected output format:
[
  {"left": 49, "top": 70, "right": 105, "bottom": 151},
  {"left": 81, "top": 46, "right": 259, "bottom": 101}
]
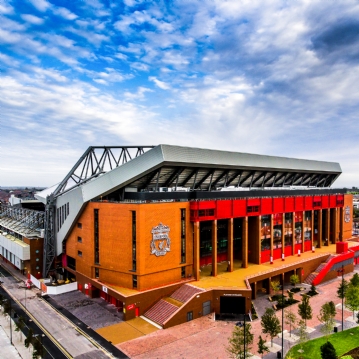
[
  {"left": 261, "top": 198, "right": 272, "bottom": 215},
  {"left": 247, "top": 199, "right": 260, "bottom": 206},
  {"left": 295, "top": 196, "right": 304, "bottom": 211},
  {"left": 329, "top": 195, "right": 337, "bottom": 207},
  {"left": 285, "top": 197, "right": 295, "bottom": 212},
  {"left": 273, "top": 198, "right": 284, "bottom": 212},
  {"left": 233, "top": 199, "right": 247, "bottom": 217},
  {"left": 216, "top": 200, "right": 232, "bottom": 219},
  {"left": 304, "top": 196, "right": 313, "bottom": 209},
  {"left": 322, "top": 195, "right": 329, "bottom": 208}
]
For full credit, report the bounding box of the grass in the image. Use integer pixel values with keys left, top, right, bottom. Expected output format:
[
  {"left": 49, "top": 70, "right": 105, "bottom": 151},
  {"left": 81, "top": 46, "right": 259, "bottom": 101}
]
[{"left": 285, "top": 326, "right": 359, "bottom": 359}]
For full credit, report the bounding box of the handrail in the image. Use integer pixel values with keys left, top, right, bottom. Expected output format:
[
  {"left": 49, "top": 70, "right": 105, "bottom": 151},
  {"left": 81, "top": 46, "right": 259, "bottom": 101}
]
[{"left": 312, "top": 251, "right": 354, "bottom": 286}]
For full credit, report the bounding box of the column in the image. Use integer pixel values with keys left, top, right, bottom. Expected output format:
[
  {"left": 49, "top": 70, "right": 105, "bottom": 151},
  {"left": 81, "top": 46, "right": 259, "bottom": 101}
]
[
  {"left": 281, "top": 213, "right": 285, "bottom": 257},
  {"left": 292, "top": 212, "right": 295, "bottom": 256},
  {"left": 270, "top": 214, "right": 274, "bottom": 261},
  {"left": 242, "top": 217, "right": 248, "bottom": 268},
  {"left": 227, "top": 218, "right": 234, "bottom": 272},
  {"left": 211, "top": 220, "right": 217, "bottom": 277},
  {"left": 193, "top": 222, "right": 200, "bottom": 280},
  {"left": 339, "top": 207, "right": 344, "bottom": 241},
  {"left": 301, "top": 211, "right": 305, "bottom": 253},
  {"left": 318, "top": 209, "right": 322, "bottom": 248},
  {"left": 311, "top": 210, "right": 315, "bottom": 250},
  {"left": 333, "top": 208, "right": 338, "bottom": 242},
  {"left": 257, "top": 215, "right": 261, "bottom": 264},
  {"left": 324, "top": 209, "right": 330, "bottom": 246}
]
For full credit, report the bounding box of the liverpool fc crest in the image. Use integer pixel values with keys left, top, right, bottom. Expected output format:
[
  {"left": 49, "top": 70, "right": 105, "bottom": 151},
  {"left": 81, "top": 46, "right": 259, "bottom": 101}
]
[{"left": 150, "top": 223, "right": 171, "bottom": 256}]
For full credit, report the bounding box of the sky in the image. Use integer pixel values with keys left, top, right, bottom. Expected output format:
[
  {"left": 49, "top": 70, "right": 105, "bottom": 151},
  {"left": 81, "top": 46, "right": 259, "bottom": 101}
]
[{"left": 1, "top": 0, "right": 359, "bottom": 188}]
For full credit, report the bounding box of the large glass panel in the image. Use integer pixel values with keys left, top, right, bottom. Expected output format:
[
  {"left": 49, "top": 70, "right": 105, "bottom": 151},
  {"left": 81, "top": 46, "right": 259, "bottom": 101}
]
[
  {"left": 284, "top": 213, "right": 292, "bottom": 247},
  {"left": 273, "top": 213, "right": 282, "bottom": 249},
  {"left": 261, "top": 215, "right": 271, "bottom": 251}
]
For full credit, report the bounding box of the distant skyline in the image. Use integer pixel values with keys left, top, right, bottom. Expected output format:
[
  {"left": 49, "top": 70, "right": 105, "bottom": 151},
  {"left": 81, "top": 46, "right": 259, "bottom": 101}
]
[{"left": 1, "top": 0, "right": 359, "bottom": 188}]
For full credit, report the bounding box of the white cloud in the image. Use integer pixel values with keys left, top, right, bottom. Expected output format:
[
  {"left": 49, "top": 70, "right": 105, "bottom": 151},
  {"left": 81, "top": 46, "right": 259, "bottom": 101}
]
[
  {"left": 149, "top": 76, "right": 170, "bottom": 90},
  {"left": 124, "top": 86, "right": 153, "bottom": 100},
  {"left": 131, "top": 62, "right": 149, "bottom": 71},
  {"left": 21, "top": 14, "right": 44, "bottom": 25},
  {"left": 53, "top": 7, "right": 78, "bottom": 20},
  {"left": 0, "top": 3, "right": 14, "bottom": 14},
  {"left": 0, "top": 53, "right": 19, "bottom": 67},
  {"left": 29, "top": 0, "right": 51, "bottom": 12}
]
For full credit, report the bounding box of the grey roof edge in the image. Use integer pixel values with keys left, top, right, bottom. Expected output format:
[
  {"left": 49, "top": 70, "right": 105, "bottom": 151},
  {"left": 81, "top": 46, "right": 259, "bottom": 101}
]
[{"left": 159, "top": 144, "right": 342, "bottom": 173}]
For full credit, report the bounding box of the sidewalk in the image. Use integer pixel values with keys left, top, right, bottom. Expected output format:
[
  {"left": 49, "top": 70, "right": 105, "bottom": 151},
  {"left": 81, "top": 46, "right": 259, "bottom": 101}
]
[{"left": 117, "top": 268, "right": 359, "bottom": 359}]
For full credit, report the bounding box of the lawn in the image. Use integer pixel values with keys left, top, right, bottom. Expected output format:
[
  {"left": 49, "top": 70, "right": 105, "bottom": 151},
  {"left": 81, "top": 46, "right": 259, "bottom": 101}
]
[{"left": 285, "top": 326, "right": 359, "bottom": 359}]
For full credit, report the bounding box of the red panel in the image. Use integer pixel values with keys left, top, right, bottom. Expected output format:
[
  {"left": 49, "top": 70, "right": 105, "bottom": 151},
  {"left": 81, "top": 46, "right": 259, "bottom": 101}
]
[
  {"left": 216, "top": 200, "right": 232, "bottom": 219},
  {"left": 294, "top": 212, "right": 303, "bottom": 222},
  {"left": 295, "top": 196, "right": 304, "bottom": 211},
  {"left": 233, "top": 199, "right": 247, "bottom": 217},
  {"left": 304, "top": 196, "right": 313, "bottom": 210},
  {"left": 336, "top": 242, "right": 348, "bottom": 254},
  {"left": 304, "top": 241, "right": 312, "bottom": 252},
  {"left": 197, "top": 201, "right": 216, "bottom": 209},
  {"left": 261, "top": 198, "right": 273, "bottom": 215},
  {"left": 285, "top": 197, "right": 295, "bottom": 212},
  {"left": 295, "top": 243, "right": 302, "bottom": 255},
  {"left": 200, "top": 255, "right": 212, "bottom": 266},
  {"left": 247, "top": 198, "right": 260, "bottom": 206},
  {"left": 329, "top": 195, "right": 336, "bottom": 207},
  {"left": 273, "top": 198, "right": 284, "bottom": 213},
  {"left": 273, "top": 248, "right": 282, "bottom": 260},
  {"left": 284, "top": 246, "right": 292, "bottom": 257},
  {"left": 322, "top": 195, "right": 329, "bottom": 208},
  {"left": 313, "top": 196, "right": 321, "bottom": 202},
  {"left": 261, "top": 250, "right": 271, "bottom": 263},
  {"left": 100, "top": 291, "right": 106, "bottom": 299},
  {"left": 217, "top": 253, "right": 228, "bottom": 262}
]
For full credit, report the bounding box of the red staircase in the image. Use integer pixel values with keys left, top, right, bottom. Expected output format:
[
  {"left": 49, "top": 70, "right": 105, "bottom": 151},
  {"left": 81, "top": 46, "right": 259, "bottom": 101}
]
[
  {"left": 143, "top": 299, "right": 178, "bottom": 326},
  {"left": 170, "top": 284, "right": 204, "bottom": 303}
]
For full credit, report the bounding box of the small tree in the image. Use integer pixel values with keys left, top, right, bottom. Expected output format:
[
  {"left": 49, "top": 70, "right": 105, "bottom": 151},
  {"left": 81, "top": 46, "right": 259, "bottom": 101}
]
[
  {"left": 15, "top": 315, "right": 25, "bottom": 341},
  {"left": 317, "top": 301, "right": 336, "bottom": 341},
  {"left": 298, "top": 294, "right": 312, "bottom": 327},
  {"left": 345, "top": 284, "right": 359, "bottom": 319},
  {"left": 309, "top": 283, "right": 317, "bottom": 295},
  {"left": 227, "top": 323, "right": 253, "bottom": 359},
  {"left": 349, "top": 273, "right": 359, "bottom": 287},
  {"left": 320, "top": 341, "right": 337, "bottom": 359},
  {"left": 260, "top": 308, "right": 281, "bottom": 347},
  {"left": 285, "top": 309, "right": 297, "bottom": 337},
  {"left": 287, "top": 291, "right": 294, "bottom": 304},
  {"left": 257, "top": 335, "right": 269, "bottom": 358},
  {"left": 290, "top": 274, "right": 300, "bottom": 288},
  {"left": 270, "top": 280, "right": 281, "bottom": 296},
  {"left": 337, "top": 278, "right": 349, "bottom": 299},
  {"left": 25, "top": 328, "right": 33, "bottom": 349},
  {"left": 298, "top": 319, "right": 309, "bottom": 353}
]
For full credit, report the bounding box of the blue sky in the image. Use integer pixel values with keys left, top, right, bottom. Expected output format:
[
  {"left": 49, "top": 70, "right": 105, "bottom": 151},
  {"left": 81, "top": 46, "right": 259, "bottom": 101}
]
[{"left": 1, "top": 0, "right": 359, "bottom": 187}]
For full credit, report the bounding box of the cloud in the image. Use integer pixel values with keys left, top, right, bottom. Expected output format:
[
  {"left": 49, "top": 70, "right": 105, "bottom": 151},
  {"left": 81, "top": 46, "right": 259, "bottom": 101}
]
[
  {"left": 53, "top": 7, "right": 78, "bottom": 20},
  {"left": 149, "top": 76, "right": 170, "bottom": 89},
  {"left": 21, "top": 14, "right": 44, "bottom": 25},
  {"left": 29, "top": 0, "right": 51, "bottom": 12}
]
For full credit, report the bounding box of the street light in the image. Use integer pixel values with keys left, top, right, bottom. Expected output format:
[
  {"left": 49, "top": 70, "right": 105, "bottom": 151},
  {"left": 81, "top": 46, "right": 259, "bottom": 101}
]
[{"left": 337, "top": 265, "right": 344, "bottom": 332}]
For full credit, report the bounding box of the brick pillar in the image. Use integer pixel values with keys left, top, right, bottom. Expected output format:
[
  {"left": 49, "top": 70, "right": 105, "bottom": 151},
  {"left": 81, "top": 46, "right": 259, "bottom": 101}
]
[
  {"left": 301, "top": 211, "right": 305, "bottom": 253},
  {"left": 212, "top": 220, "right": 217, "bottom": 276},
  {"left": 270, "top": 214, "right": 274, "bottom": 261},
  {"left": 292, "top": 212, "right": 295, "bottom": 256},
  {"left": 318, "top": 209, "right": 322, "bottom": 248},
  {"left": 193, "top": 222, "right": 200, "bottom": 280},
  {"left": 227, "top": 218, "right": 234, "bottom": 272},
  {"left": 281, "top": 213, "right": 285, "bottom": 257},
  {"left": 242, "top": 217, "right": 248, "bottom": 268},
  {"left": 324, "top": 209, "right": 330, "bottom": 246}
]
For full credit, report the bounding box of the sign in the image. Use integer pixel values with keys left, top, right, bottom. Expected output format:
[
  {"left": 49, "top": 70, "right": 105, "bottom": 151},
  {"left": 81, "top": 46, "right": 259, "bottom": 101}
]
[
  {"left": 102, "top": 286, "right": 108, "bottom": 293},
  {"left": 127, "top": 304, "right": 135, "bottom": 310},
  {"left": 150, "top": 223, "right": 171, "bottom": 257},
  {"left": 223, "top": 293, "right": 242, "bottom": 296},
  {"left": 344, "top": 206, "right": 351, "bottom": 223},
  {"left": 84, "top": 284, "right": 88, "bottom": 289}
]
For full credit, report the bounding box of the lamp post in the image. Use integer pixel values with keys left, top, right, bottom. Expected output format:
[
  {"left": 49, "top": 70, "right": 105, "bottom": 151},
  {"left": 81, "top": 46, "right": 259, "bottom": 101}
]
[
  {"left": 337, "top": 265, "right": 344, "bottom": 331},
  {"left": 281, "top": 279, "right": 284, "bottom": 359}
]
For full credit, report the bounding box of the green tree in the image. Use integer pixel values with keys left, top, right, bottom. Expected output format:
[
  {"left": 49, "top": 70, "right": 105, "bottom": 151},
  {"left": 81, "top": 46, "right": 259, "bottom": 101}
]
[
  {"left": 287, "top": 291, "right": 294, "bottom": 304},
  {"left": 298, "top": 294, "right": 312, "bottom": 327},
  {"left": 345, "top": 284, "right": 359, "bottom": 319},
  {"left": 260, "top": 308, "right": 281, "bottom": 347},
  {"left": 270, "top": 280, "right": 280, "bottom": 296},
  {"left": 320, "top": 341, "right": 337, "bottom": 359},
  {"left": 257, "top": 335, "right": 269, "bottom": 358},
  {"left": 298, "top": 319, "right": 309, "bottom": 353},
  {"left": 349, "top": 273, "right": 359, "bottom": 287},
  {"left": 226, "top": 323, "right": 253, "bottom": 359},
  {"left": 15, "top": 315, "right": 25, "bottom": 341},
  {"left": 337, "top": 278, "right": 349, "bottom": 299},
  {"left": 285, "top": 309, "right": 297, "bottom": 337},
  {"left": 290, "top": 274, "right": 300, "bottom": 288},
  {"left": 317, "top": 301, "right": 336, "bottom": 341},
  {"left": 25, "top": 328, "right": 33, "bottom": 349}
]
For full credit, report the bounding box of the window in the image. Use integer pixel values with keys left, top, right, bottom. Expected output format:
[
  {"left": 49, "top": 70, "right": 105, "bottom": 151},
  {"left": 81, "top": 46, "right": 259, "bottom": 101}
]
[
  {"left": 132, "top": 211, "right": 137, "bottom": 271},
  {"left": 313, "top": 201, "right": 321, "bottom": 207},
  {"left": 77, "top": 236, "right": 82, "bottom": 243},
  {"left": 198, "top": 209, "right": 214, "bottom": 217},
  {"left": 95, "top": 267, "right": 99, "bottom": 278},
  {"left": 77, "top": 222, "right": 82, "bottom": 229},
  {"left": 247, "top": 206, "right": 259, "bottom": 213},
  {"left": 132, "top": 275, "right": 137, "bottom": 289},
  {"left": 181, "top": 209, "right": 186, "bottom": 263},
  {"left": 181, "top": 266, "right": 186, "bottom": 278},
  {"left": 187, "top": 311, "right": 193, "bottom": 322},
  {"left": 78, "top": 251, "right": 82, "bottom": 257},
  {"left": 94, "top": 209, "right": 99, "bottom": 264}
]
